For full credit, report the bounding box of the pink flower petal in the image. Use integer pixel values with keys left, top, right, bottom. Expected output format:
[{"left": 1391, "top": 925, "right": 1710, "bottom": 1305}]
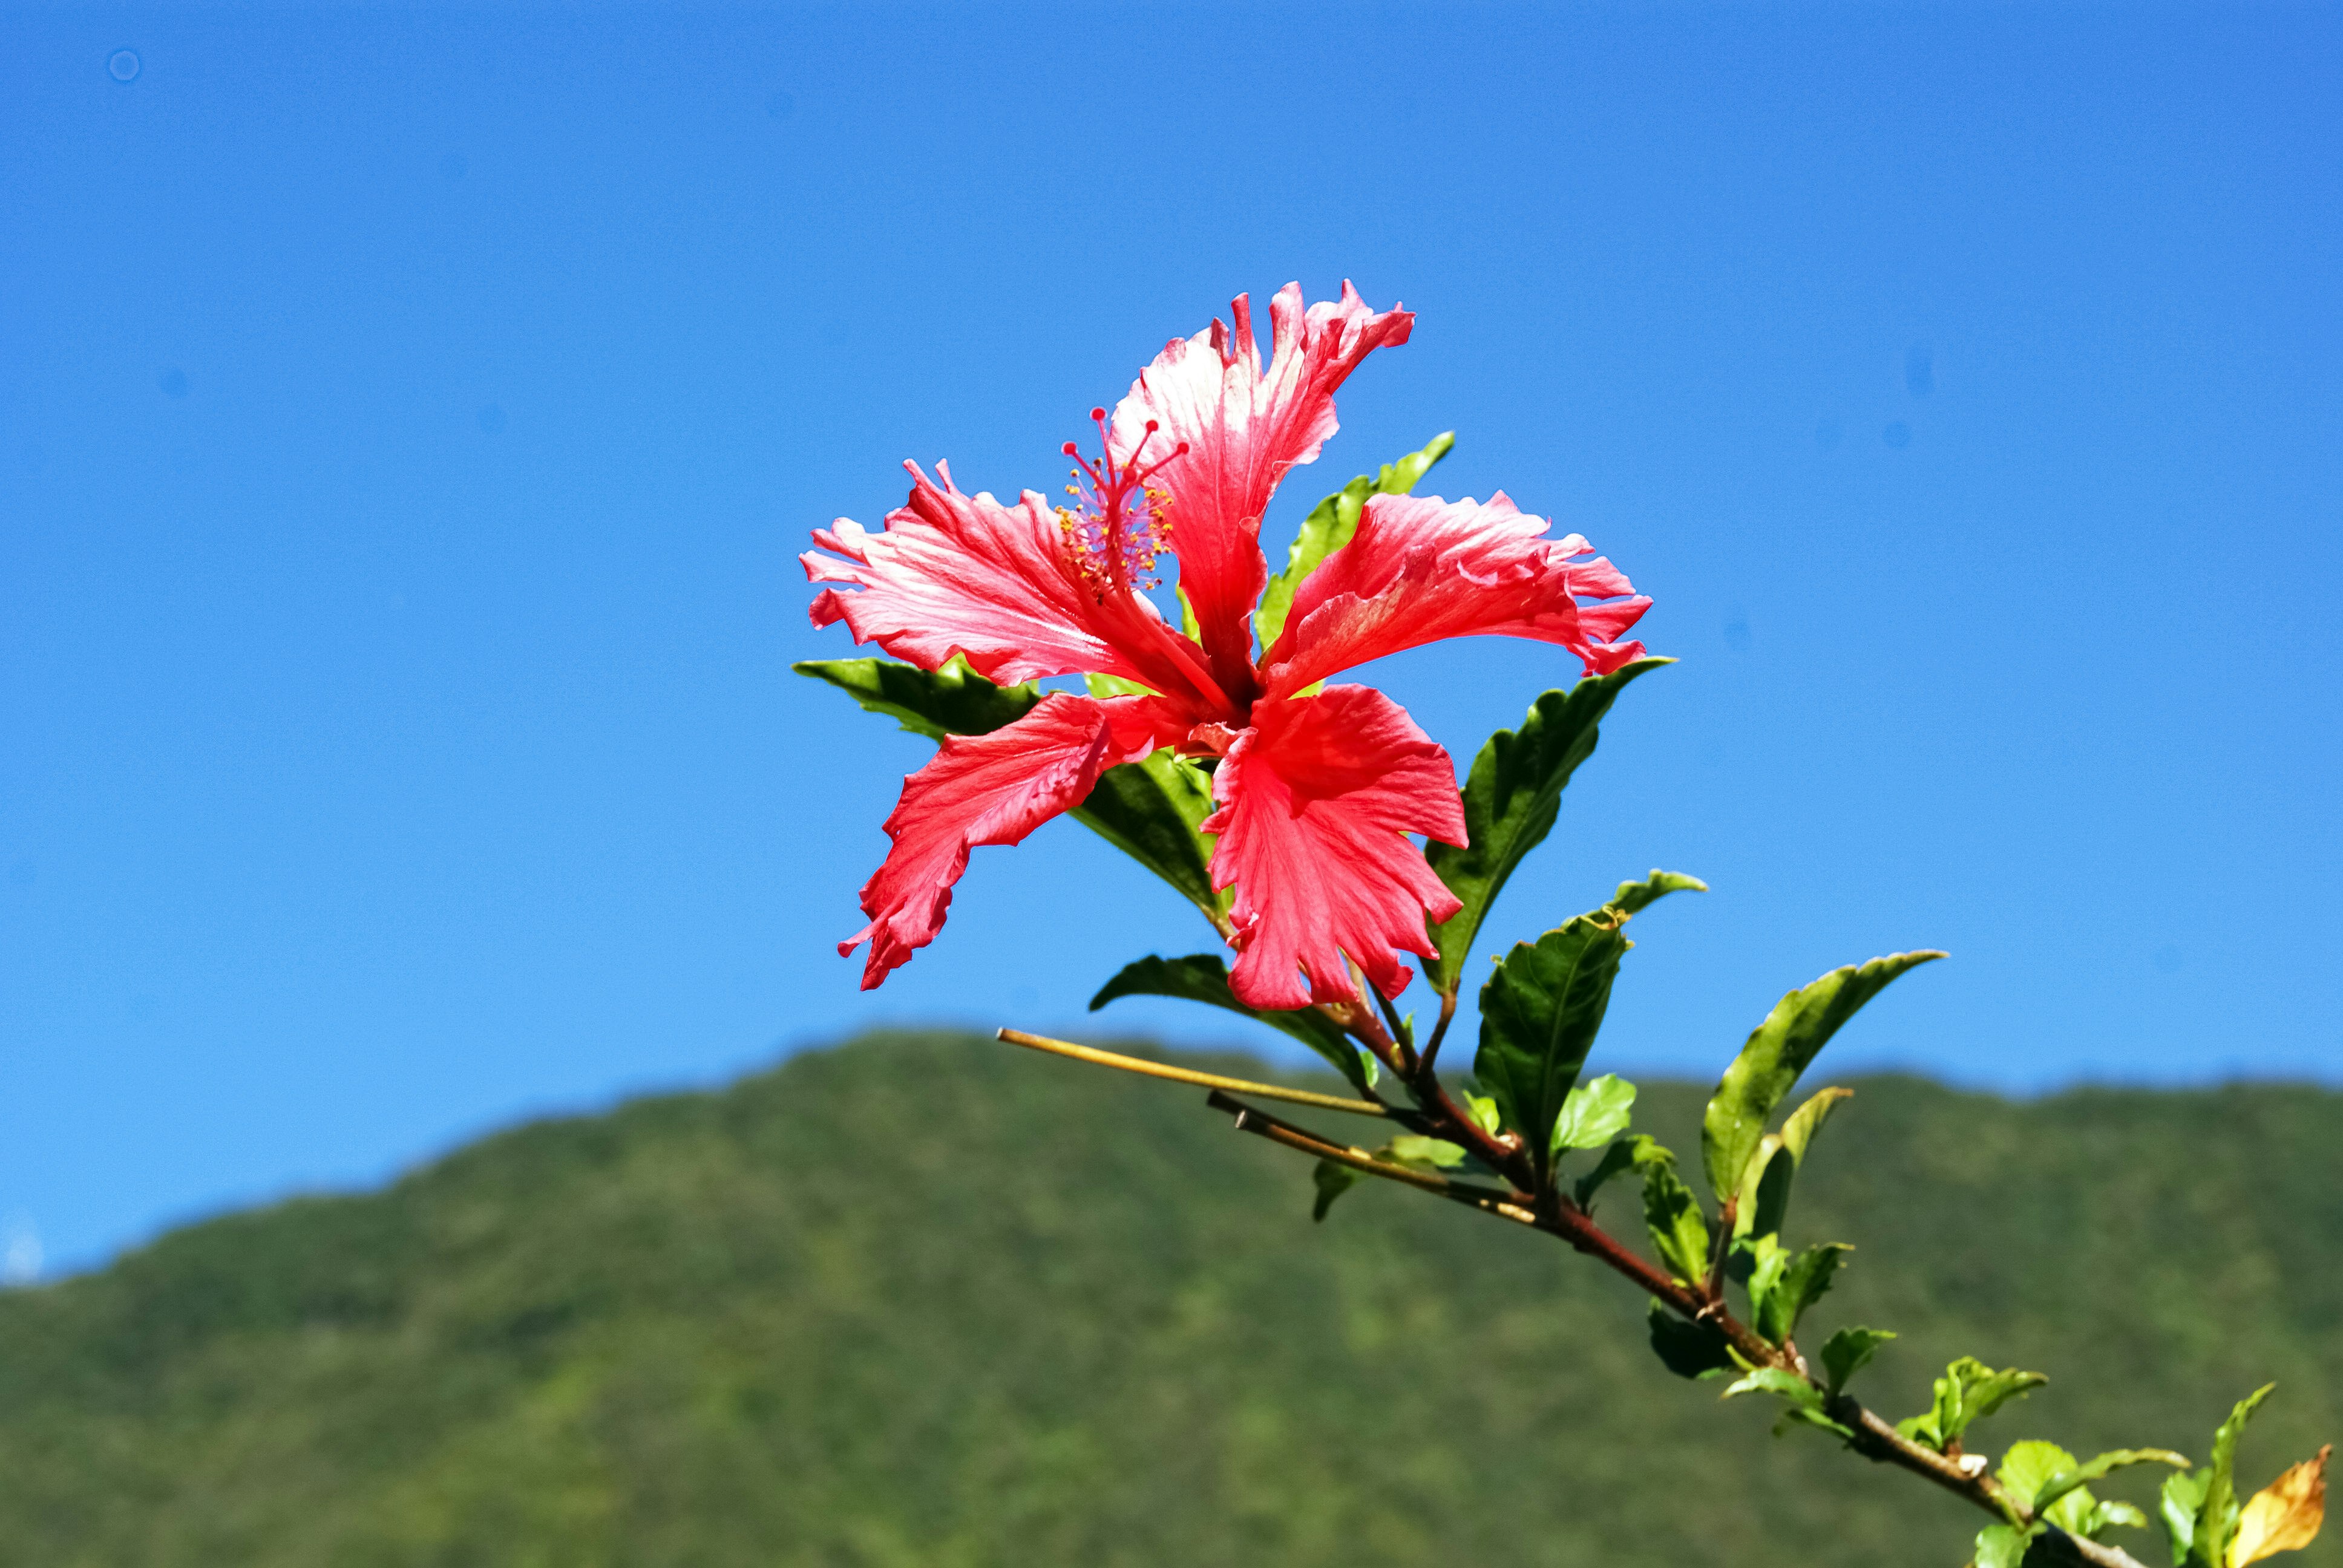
[
  {"left": 805, "top": 461, "right": 1227, "bottom": 710},
  {"left": 1202, "top": 686, "right": 1466, "bottom": 1010},
  {"left": 841, "top": 694, "right": 1183, "bottom": 989},
  {"left": 1259, "top": 492, "right": 1653, "bottom": 696},
  {"left": 1109, "top": 283, "right": 1413, "bottom": 699}
]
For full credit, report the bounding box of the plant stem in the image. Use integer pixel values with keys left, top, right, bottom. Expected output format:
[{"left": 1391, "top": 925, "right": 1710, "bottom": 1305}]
[
  {"left": 1204, "top": 1050, "right": 2164, "bottom": 1566},
  {"left": 1419, "top": 990, "right": 1460, "bottom": 1074},
  {"left": 995, "top": 1030, "right": 1395, "bottom": 1116},
  {"left": 1005, "top": 1013, "right": 2161, "bottom": 1564},
  {"left": 1372, "top": 984, "right": 1412, "bottom": 1053},
  {"left": 1206, "top": 1092, "right": 1538, "bottom": 1226}
]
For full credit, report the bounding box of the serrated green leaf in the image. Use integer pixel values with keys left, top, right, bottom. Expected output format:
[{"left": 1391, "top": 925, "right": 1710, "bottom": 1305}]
[
  {"left": 1820, "top": 1326, "right": 1895, "bottom": 1399},
  {"left": 1779, "top": 1084, "right": 1854, "bottom": 1164},
  {"left": 1724, "top": 1366, "right": 1854, "bottom": 1440},
  {"left": 1571, "top": 1134, "right": 1658, "bottom": 1214},
  {"left": 2163, "top": 1469, "right": 2211, "bottom": 1566},
  {"left": 1754, "top": 1242, "right": 1849, "bottom": 1345},
  {"left": 1311, "top": 1159, "right": 1362, "bottom": 1222},
  {"left": 1740, "top": 1233, "right": 1789, "bottom": 1314},
  {"left": 1648, "top": 1300, "right": 1735, "bottom": 1380},
  {"left": 1734, "top": 1085, "right": 1856, "bottom": 1241},
  {"left": 1423, "top": 662, "right": 1673, "bottom": 996},
  {"left": 1734, "top": 1137, "right": 1791, "bottom": 1241},
  {"left": 1903, "top": 1357, "right": 2049, "bottom": 1452},
  {"left": 1550, "top": 1073, "right": 1637, "bottom": 1155},
  {"left": 2190, "top": 1385, "right": 2276, "bottom": 1567},
  {"left": 1475, "top": 912, "right": 1631, "bottom": 1180},
  {"left": 1700, "top": 952, "right": 1945, "bottom": 1200},
  {"left": 1090, "top": 953, "right": 1375, "bottom": 1091},
  {"left": 2034, "top": 1450, "right": 2193, "bottom": 1521},
  {"left": 1723, "top": 1366, "right": 1821, "bottom": 1406},
  {"left": 1608, "top": 869, "right": 1708, "bottom": 916},
  {"left": 795, "top": 655, "right": 1041, "bottom": 739},
  {"left": 1254, "top": 433, "right": 1453, "bottom": 649},
  {"left": 1974, "top": 1524, "right": 2034, "bottom": 1568},
  {"left": 1772, "top": 1403, "right": 1857, "bottom": 1440},
  {"left": 2093, "top": 1501, "right": 2151, "bottom": 1534},
  {"left": 2004, "top": 1442, "right": 2094, "bottom": 1535},
  {"left": 1639, "top": 1146, "right": 1711, "bottom": 1285},
  {"left": 2002, "top": 1439, "right": 2080, "bottom": 1500},
  {"left": 799, "top": 656, "right": 1225, "bottom": 922}
]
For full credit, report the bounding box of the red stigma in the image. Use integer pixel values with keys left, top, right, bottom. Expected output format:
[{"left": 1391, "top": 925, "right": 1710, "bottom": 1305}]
[{"left": 1055, "top": 408, "right": 1184, "bottom": 599}]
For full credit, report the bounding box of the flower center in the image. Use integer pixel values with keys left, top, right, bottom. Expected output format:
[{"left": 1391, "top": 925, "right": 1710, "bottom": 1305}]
[{"left": 1057, "top": 408, "right": 1184, "bottom": 599}]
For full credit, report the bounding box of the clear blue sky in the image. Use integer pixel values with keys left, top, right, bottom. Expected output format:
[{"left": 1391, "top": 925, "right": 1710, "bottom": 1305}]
[{"left": 3, "top": 2, "right": 2338, "bottom": 1275}]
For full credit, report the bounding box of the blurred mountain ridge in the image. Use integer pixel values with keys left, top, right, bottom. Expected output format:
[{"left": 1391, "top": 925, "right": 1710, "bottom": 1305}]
[{"left": 0, "top": 1030, "right": 2335, "bottom": 1566}]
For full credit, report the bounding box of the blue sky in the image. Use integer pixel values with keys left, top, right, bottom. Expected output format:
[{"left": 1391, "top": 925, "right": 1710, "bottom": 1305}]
[{"left": 2, "top": 2, "right": 2338, "bottom": 1275}]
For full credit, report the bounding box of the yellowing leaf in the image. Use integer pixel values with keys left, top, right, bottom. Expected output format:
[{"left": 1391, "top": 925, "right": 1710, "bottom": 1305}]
[{"left": 2230, "top": 1445, "right": 2329, "bottom": 1566}]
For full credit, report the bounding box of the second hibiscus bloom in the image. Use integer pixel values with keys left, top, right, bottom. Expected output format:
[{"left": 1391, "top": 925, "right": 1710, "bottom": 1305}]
[{"left": 805, "top": 283, "right": 1653, "bottom": 1011}]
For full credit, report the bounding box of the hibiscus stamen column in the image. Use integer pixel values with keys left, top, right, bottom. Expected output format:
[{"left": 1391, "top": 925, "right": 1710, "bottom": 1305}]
[{"left": 1057, "top": 410, "right": 1184, "bottom": 599}]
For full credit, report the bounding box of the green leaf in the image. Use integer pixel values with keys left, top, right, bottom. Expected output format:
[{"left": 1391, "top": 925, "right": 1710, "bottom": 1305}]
[
  {"left": 2163, "top": 1469, "right": 2211, "bottom": 1566},
  {"left": 1900, "top": 1357, "right": 2049, "bottom": 1452},
  {"left": 1974, "top": 1524, "right": 2034, "bottom": 1568},
  {"left": 795, "top": 654, "right": 1040, "bottom": 740},
  {"left": 1647, "top": 1301, "right": 1735, "bottom": 1380},
  {"left": 1779, "top": 1084, "right": 1855, "bottom": 1164},
  {"left": 1608, "top": 869, "right": 1709, "bottom": 916},
  {"left": 1311, "top": 1159, "right": 1362, "bottom": 1222},
  {"left": 1571, "top": 1134, "right": 1657, "bottom": 1214},
  {"left": 2092, "top": 1501, "right": 2151, "bottom": 1535},
  {"left": 1384, "top": 1135, "right": 1466, "bottom": 1172},
  {"left": 1753, "top": 1243, "right": 1849, "bottom": 1345},
  {"left": 1464, "top": 1093, "right": 1502, "bottom": 1137},
  {"left": 1700, "top": 952, "right": 1945, "bottom": 1201},
  {"left": 1771, "top": 1403, "right": 1858, "bottom": 1441},
  {"left": 798, "top": 656, "right": 1225, "bottom": 923},
  {"left": 1733, "top": 1138, "right": 1791, "bottom": 1241},
  {"left": 2000, "top": 1439, "right": 2079, "bottom": 1501},
  {"left": 1820, "top": 1326, "right": 1895, "bottom": 1399},
  {"left": 2003, "top": 1442, "right": 2095, "bottom": 1535},
  {"left": 1423, "top": 662, "right": 1674, "bottom": 996},
  {"left": 1740, "top": 1233, "right": 1789, "bottom": 1315},
  {"left": 1954, "top": 1361, "right": 2049, "bottom": 1438},
  {"left": 1735, "top": 1085, "right": 1856, "bottom": 1240},
  {"left": 1254, "top": 432, "right": 1453, "bottom": 649},
  {"left": 2034, "top": 1450, "right": 2194, "bottom": 1521},
  {"left": 1550, "top": 1073, "right": 1637, "bottom": 1155},
  {"left": 1723, "top": 1366, "right": 1821, "bottom": 1406},
  {"left": 1474, "top": 911, "right": 1632, "bottom": 1178},
  {"left": 1638, "top": 1146, "right": 1711, "bottom": 1285},
  {"left": 1090, "top": 954, "right": 1376, "bottom": 1091},
  {"left": 2190, "top": 1384, "right": 2276, "bottom": 1567},
  {"left": 1723, "top": 1366, "right": 1853, "bottom": 1440}
]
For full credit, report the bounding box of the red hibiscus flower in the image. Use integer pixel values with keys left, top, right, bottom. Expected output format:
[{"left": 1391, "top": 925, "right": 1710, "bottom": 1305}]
[{"left": 805, "top": 283, "right": 1651, "bottom": 1011}]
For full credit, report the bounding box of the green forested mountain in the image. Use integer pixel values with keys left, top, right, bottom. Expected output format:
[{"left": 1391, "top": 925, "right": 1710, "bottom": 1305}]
[{"left": 0, "top": 1031, "right": 2335, "bottom": 1567}]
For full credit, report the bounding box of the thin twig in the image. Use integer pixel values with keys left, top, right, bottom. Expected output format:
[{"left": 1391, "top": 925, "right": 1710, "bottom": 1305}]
[
  {"left": 1419, "top": 989, "right": 1460, "bottom": 1074},
  {"left": 995, "top": 1029, "right": 1392, "bottom": 1117},
  {"left": 1371, "top": 984, "right": 1412, "bottom": 1054},
  {"left": 1206, "top": 1091, "right": 1539, "bottom": 1226},
  {"left": 1702, "top": 1197, "right": 1737, "bottom": 1304}
]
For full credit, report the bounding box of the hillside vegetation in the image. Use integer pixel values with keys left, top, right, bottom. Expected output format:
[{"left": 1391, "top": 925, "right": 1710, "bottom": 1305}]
[{"left": 0, "top": 1031, "right": 2335, "bottom": 1567}]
